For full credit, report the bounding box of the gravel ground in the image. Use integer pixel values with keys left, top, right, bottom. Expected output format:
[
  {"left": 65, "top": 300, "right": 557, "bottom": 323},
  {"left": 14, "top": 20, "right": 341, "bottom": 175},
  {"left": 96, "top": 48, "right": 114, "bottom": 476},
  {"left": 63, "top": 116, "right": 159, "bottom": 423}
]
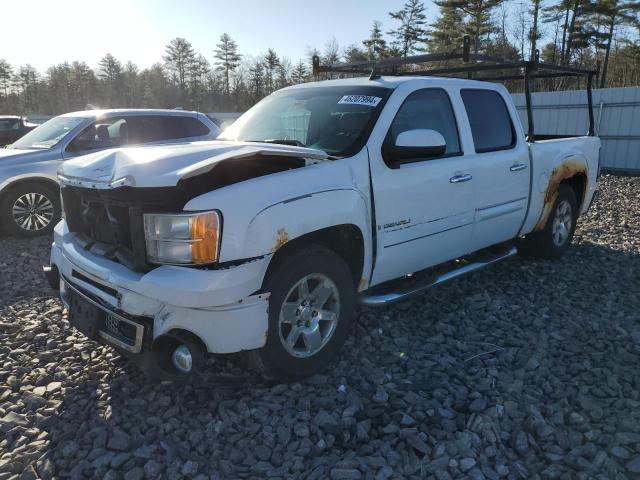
[{"left": 1, "top": 174, "right": 639, "bottom": 480}]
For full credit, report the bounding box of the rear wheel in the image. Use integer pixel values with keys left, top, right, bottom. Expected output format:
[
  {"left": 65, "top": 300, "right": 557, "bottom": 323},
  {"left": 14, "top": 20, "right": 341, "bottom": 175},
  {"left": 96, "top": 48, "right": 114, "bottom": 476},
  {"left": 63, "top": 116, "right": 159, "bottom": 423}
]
[
  {"left": 521, "top": 184, "right": 578, "bottom": 259},
  {"left": 250, "top": 244, "right": 355, "bottom": 383},
  {"left": 0, "top": 183, "right": 61, "bottom": 237}
]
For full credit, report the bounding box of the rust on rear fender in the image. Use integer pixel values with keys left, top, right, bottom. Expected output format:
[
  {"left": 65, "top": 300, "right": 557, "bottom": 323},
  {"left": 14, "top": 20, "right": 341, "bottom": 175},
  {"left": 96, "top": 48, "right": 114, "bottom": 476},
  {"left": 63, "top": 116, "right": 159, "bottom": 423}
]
[{"left": 534, "top": 159, "right": 587, "bottom": 231}]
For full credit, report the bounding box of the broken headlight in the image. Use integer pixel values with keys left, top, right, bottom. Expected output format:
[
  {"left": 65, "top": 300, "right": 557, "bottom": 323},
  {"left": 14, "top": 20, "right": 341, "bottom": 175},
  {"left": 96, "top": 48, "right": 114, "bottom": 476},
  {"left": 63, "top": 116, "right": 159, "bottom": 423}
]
[{"left": 143, "top": 211, "right": 221, "bottom": 265}]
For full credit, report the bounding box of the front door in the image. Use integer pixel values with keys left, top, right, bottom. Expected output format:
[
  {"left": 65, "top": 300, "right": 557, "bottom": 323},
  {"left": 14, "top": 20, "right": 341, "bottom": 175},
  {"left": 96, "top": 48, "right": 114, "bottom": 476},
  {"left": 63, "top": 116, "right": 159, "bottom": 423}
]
[{"left": 368, "top": 87, "right": 475, "bottom": 285}]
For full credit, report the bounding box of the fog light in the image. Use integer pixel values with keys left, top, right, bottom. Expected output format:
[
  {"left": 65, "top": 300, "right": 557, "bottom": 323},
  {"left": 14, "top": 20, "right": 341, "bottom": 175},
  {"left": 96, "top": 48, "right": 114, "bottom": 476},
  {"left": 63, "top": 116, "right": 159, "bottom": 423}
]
[{"left": 171, "top": 345, "right": 193, "bottom": 373}]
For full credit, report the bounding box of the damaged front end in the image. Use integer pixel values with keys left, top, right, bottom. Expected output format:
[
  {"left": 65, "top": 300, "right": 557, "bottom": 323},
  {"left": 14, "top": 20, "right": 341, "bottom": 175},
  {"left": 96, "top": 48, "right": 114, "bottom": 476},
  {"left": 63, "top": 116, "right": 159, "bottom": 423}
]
[
  {"left": 49, "top": 142, "right": 329, "bottom": 378},
  {"left": 58, "top": 143, "right": 327, "bottom": 271}
]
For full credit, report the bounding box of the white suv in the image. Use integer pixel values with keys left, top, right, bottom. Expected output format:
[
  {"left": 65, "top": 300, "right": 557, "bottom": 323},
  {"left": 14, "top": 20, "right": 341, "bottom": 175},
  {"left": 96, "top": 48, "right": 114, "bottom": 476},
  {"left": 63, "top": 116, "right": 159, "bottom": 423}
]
[{"left": 0, "top": 109, "right": 219, "bottom": 236}]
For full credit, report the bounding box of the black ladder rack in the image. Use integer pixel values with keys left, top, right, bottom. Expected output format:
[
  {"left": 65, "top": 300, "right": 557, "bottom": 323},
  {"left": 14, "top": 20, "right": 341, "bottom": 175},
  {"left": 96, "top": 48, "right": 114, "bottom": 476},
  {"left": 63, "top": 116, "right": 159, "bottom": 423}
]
[{"left": 312, "top": 35, "right": 598, "bottom": 141}]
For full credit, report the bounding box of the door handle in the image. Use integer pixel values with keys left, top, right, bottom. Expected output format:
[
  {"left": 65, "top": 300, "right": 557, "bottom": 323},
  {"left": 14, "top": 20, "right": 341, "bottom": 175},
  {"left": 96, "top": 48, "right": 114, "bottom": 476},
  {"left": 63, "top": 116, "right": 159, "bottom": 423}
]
[
  {"left": 510, "top": 163, "right": 527, "bottom": 172},
  {"left": 449, "top": 173, "right": 472, "bottom": 183}
]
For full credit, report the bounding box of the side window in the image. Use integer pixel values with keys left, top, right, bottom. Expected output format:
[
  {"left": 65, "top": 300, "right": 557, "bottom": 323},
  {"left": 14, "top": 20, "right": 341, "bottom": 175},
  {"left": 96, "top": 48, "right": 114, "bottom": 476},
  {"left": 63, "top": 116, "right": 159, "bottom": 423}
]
[
  {"left": 66, "top": 117, "right": 128, "bottom": 153},
  {"left": 177, "top": 116, "right": 210, "bottom": 137},
  {"left": 126, "top": 116, "right": 209, "bottom": 144},
  {"left": 385, "top": 88, "right": 461, "bottom": 166},
  {"left": 461, "top": 89, "right": 515, "bottom": 153}
]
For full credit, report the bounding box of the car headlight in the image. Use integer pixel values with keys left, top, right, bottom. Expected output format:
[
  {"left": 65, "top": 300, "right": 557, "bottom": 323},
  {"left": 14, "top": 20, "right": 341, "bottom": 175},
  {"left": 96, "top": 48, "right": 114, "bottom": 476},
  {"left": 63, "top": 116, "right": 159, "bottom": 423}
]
[{"left": 143, "top": 211, "right": 221, "bottom": 265}]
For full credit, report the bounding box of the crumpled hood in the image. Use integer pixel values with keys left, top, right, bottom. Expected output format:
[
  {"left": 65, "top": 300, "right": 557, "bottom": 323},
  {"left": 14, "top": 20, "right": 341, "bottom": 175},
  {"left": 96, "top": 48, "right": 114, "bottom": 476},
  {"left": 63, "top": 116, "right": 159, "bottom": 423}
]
[{"left": 58, "top": 141, "right": 328, "bottom": 188}]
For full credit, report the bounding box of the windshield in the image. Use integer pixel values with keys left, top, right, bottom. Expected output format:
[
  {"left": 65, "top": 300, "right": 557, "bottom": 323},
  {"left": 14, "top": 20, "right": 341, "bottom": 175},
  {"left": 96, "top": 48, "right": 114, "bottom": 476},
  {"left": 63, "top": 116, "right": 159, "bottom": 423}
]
[
  {"left": 0, "top": 119, "right": 20, "bottom": 132},
  {"left": 218, "top": 85, "right": 392, "bottom": 156},
  {"left": 10, "top": 116, "right": 85, "bottom": 150}
]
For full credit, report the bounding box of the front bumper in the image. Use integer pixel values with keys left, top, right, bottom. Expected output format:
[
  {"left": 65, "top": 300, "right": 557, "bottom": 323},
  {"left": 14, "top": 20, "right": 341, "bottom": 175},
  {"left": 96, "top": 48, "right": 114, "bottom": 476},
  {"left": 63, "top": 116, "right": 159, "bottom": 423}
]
[{"left": 49, "top": 221, "right": 271, "bottom": 357}]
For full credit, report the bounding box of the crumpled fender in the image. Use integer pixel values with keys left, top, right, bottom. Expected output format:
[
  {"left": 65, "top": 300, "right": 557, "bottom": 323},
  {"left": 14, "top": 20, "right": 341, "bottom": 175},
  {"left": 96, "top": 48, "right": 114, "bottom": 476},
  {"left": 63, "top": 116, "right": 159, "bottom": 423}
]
[{"left": 244, "top": 188, "right": 371, "bottom": 258}]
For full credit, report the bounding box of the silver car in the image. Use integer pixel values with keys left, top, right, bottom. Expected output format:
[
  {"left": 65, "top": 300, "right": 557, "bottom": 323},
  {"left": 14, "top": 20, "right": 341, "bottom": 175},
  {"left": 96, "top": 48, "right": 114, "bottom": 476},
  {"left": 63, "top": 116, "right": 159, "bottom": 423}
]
[{"left": 0, "top": 109, "right": 219, "bottom": 236}]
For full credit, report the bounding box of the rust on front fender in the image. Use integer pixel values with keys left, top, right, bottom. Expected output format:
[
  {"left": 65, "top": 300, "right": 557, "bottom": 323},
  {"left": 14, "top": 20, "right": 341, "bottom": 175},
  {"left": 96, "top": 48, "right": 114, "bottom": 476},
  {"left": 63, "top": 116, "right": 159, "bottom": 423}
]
[
  {"left": 534, "top": 159, "right": 587, "bottom": 231},
  {"left": 271, "top": 228, "right": 290, "bottom": 252}
]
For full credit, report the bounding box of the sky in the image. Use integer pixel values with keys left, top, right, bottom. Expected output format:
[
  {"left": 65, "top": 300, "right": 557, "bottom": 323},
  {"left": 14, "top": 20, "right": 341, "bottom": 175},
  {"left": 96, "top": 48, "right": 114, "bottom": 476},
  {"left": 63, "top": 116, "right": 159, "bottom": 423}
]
[{"left": 1, "top": 0, "right": 441, "bottom": 72}]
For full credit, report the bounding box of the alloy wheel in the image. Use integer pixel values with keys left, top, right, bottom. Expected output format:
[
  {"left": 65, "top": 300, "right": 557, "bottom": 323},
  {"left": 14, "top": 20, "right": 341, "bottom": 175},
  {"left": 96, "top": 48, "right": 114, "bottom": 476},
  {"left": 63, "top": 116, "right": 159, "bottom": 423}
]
[
  {"left": 278, "top": 273, "right": 341, "bottom": 358},
  {"left": 551, "top": 199, "right": 572, "bottom": 247},
  {"left": 12, "top": 192, "right": 54, "bottom": 231}
]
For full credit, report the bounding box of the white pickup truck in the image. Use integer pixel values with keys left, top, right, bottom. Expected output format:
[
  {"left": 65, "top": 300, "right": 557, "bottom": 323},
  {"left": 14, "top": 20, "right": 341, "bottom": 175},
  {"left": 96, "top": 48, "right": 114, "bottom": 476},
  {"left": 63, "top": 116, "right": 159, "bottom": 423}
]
[{"left": 46, "top": 74, "right": 600, "bottom": 382}]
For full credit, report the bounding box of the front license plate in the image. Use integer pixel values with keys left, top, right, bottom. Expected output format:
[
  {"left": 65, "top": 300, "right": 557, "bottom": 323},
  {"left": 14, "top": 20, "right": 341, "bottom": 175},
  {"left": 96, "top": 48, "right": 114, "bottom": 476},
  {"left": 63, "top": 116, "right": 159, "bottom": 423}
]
[{"left": 69, "top": 292, "right": 104, "bottom": 339}]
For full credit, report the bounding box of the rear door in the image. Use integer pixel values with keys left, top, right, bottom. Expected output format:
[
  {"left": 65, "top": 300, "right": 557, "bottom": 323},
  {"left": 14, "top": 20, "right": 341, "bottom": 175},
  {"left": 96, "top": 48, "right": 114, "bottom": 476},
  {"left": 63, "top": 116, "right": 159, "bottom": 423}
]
[
  {"left": 459, "top": 88, "right": 530, "bottom": 252},
  {"left": 368, "top": 86, "right": 476, "bottom": 285}
]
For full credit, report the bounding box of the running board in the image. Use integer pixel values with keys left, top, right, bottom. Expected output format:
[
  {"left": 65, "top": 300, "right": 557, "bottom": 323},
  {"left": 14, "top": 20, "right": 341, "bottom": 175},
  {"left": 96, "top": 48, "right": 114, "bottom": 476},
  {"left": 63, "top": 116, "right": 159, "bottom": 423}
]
[{"left": 359, "top": 245, "right": 518, "bottom": 307}]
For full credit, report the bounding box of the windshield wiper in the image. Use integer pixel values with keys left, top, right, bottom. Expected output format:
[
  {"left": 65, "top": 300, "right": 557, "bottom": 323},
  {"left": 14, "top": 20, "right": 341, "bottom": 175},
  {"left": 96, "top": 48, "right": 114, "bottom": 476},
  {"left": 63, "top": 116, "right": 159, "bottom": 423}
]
[{"left": 250, "top": 139, "right": 307, "bottom": 147}]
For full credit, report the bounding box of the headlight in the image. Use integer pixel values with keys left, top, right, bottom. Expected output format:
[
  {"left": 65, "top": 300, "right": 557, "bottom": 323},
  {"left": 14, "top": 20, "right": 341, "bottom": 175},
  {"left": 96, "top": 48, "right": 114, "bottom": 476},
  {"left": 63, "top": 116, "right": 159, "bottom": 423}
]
[{"left": 143, "top": 211, "right": 221, "bottom": 265}]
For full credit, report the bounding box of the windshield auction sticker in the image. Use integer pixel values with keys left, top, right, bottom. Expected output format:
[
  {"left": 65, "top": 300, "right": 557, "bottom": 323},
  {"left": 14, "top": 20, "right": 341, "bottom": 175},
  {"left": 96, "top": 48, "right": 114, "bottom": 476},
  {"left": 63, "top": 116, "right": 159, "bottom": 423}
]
[{"left": 338, "top": 95, "right": 382, "bottom": 107}]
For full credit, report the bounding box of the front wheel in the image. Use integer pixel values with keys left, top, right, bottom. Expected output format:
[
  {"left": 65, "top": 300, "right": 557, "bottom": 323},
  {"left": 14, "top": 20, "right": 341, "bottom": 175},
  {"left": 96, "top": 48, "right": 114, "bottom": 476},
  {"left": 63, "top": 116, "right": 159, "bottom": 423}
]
[
  {"left": 250, "top": 244, "right": 356, "bottom": 383},
  {"left": 0, "top": 183, "right": 61, "bottom": 237},
  {"left": 521, "top": 184, "right": 578, "bottom": 259}
]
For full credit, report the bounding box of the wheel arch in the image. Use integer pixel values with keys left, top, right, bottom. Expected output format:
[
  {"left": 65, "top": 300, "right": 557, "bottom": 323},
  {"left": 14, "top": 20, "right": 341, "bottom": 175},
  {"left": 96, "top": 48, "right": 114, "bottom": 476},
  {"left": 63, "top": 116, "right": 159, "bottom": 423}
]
[
  {"left": 0, "top": 175, "right": 60, "bottom": 201},
  {"left": 534, "top": 157, "right": 587, "bottom": 232},
  {"left": 262, "top": 224, "right": 366, "bottom": 292}
]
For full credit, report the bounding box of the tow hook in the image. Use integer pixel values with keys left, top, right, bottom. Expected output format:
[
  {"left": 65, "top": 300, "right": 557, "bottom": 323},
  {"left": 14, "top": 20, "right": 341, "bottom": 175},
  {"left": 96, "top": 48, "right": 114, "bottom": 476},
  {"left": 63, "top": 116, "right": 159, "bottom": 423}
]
[{"left": 43, "top": 265, "right": 59, "bottom": 290}]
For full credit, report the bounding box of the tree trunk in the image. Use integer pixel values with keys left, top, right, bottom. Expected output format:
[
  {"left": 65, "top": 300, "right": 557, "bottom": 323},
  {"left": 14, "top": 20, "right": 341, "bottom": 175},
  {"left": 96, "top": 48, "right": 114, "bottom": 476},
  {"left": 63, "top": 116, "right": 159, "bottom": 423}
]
[
  {"left": 600, "top": 18, "right": 615, "bottom": 88},
  {"left": 564, "top": 0, "right": 580, "bottom": 65},
  {"left": 560, "top": 2, "right": 571, "bottom": 64},
  {"left": 530, "top": 0, "right": 540, "bottom": 60}
]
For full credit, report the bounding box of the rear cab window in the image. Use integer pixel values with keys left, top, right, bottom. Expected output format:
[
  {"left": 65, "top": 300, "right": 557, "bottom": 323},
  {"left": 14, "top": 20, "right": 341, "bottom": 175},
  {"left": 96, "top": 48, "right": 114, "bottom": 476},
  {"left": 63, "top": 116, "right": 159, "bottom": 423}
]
[{"left": 460, "top": 89, "right": 516, "bottom": 153}]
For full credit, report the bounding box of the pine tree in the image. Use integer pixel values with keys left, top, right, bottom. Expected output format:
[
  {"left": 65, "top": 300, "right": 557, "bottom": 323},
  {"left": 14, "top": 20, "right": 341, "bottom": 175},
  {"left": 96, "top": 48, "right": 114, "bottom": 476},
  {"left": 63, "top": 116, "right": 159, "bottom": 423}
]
[
  {"left": 98, "top": 54, "right": 123, "bottom": 107},
  {"left": 14, "top": 65, "right": 40, "bottom": 113},
  {"left": 69, "top": 61, "right": 96, "bottom": 109},
  {"left": 543, "top": 0, "right": 592, "bottom": 65},
  {"left": 248, "top": 60, "right": 265, "bottom": 99},
  {"left": 163, "top": 38, "right": 196, "bottom": 105},
  {"left": 458, "top": 0, "right": 505, "bottom": 54},
  {"left": 98, "top": 54, "right": 122, "bottom": 82},
  {"left": 291, "top": 60, "right": 307, "bottom": 84},
  {"left": 343, "top": 44, "right": 368, "bottom": 63},
  {"left": 264, "top": 48, "right": 280, "bottom": 93},
  {"left": 591, "top": 0, "right": 640, "bottom": 87},
  {"left": 0, "top": 59, "right": 13, "bottom": 98},
  {"left": 214, "top": 33, "right": 242, "bottom": 97},
  {"left": 388, "top": 0, "right": 428, "bottom": 57},
  {"left": 429, "top": 1, "right": 466, "bottom": 53},
  {"left": 362, "top": 21, "right": 388, "bottom": 60}
]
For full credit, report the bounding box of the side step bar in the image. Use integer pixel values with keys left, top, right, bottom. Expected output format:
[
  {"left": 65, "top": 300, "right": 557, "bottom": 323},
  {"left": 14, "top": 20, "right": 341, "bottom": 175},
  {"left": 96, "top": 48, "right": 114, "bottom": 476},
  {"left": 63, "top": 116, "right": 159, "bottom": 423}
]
[{"left": 359, "top": 245, "right": 518, "bottom": 307}]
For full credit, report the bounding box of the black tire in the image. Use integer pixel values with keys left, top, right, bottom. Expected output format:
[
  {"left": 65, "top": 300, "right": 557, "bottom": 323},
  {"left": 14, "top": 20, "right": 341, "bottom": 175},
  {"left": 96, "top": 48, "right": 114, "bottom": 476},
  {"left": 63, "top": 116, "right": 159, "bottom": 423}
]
[
  {"left": 520, "top": 184, "right": 578, "bottom": 259},
  {"left": 250, "top": 244, "right": 356, "bottom": 383},
  {"left": 0, "top": 182, "right": 61, "bottom": 237}
]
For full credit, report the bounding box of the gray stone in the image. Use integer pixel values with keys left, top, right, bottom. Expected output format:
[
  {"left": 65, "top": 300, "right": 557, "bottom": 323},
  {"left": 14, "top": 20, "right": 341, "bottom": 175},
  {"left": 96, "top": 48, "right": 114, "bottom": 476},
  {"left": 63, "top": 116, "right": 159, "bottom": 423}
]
[
  {"left": 181, "top": 460, "right": 198, "bottom": 477},
  {"left": 514, "top": 431, "right": 529, "bottom": 455},
  {"left": 124, "top": 467, "right": 144, "bottom": 480},
  {"left": 107, "top": 428, "right": 130, "bottom": 451},
  {"left": 460, "top": 457, "right": 477, "bottom": 472},
  {"left": 330, "top": 468, "right": 361, "bottom": 480},
  {"left": 143, "top": 459, "right": 163, "bottom": 478},
  {"left": 626, "top": 456, "right": 640, "bottom": 474},
  {"left": 374, "top": 386, "right": 389, "bottom": 403},
  {"left": 469, "top": 398, "right": 487, "bottom": 412}
]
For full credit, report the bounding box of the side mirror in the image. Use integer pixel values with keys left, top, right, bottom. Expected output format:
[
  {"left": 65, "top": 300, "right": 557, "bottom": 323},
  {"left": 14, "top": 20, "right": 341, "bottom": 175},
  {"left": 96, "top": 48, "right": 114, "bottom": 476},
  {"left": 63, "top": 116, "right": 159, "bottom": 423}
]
[{"left": 386, "top": 129, "right": 447, "bottom": 162}]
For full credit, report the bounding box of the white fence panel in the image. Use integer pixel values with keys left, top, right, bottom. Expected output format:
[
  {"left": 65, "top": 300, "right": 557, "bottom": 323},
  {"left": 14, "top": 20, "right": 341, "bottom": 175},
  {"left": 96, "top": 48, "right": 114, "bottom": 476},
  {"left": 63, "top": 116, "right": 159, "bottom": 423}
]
[{"left": 512, "top": 87, "right": 640, "bottom": 173}]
